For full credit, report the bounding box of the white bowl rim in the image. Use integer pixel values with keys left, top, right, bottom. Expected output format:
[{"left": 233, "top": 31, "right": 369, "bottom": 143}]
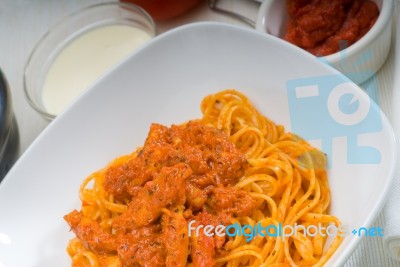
[{"left": 1, "top": 21, "right": 397, "bottom": 267}]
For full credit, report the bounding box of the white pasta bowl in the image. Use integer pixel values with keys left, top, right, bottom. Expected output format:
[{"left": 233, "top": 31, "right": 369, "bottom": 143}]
[
  {"left": 256, "top": 0, "right": 393, "bottom": 84},
  {"left": 0, "top": 22, "right": 396, "bottom": 266}
]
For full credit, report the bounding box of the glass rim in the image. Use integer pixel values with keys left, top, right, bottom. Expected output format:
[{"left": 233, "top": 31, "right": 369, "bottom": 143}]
[{"left": 23, "top": 1, "right": 156, "bottom": 121}]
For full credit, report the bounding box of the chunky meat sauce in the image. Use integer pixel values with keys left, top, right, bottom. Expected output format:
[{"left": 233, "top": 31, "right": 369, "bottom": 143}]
[{"left": 64, "top": 121, "right": 255, "bottom": 267}]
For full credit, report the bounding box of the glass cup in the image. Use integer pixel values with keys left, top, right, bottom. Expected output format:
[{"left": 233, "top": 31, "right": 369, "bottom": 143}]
[{"left": 24, "top": 2, "right": 156, "bottom": 120}]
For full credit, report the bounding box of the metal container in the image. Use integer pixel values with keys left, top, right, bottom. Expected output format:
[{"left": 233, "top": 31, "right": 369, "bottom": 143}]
[{"left": 0, "top": 69, "right": 20, "bottom": 182}]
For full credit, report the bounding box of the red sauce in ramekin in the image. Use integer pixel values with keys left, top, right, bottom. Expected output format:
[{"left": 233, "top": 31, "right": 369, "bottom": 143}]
[{"left": 284, "top": 0, "right": 379, "bottom": 56}]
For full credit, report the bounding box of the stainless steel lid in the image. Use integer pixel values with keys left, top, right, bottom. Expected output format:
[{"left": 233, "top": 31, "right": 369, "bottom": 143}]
[{"left": 0, "top": 69, "right": 20, "bottom": 181}]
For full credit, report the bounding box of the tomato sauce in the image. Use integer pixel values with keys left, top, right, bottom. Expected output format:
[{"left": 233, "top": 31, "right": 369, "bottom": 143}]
[
  {"left": 64, "top": 121, "right": 255, "bottom": 266},
  {"left": 121, "top": 0, "right": 202, "bottom": 21},
  {"left": 284, "top": 0, "right": 379, "bottom": 56}
]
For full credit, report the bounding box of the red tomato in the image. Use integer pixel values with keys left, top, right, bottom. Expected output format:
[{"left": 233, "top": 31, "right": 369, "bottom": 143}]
[{"left": 121, "top": 0, "right": 202, "bottom": 21}]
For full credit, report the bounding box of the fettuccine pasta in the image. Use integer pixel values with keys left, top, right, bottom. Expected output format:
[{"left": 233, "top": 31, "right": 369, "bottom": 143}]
[{"left": 64, "top": 89, "right": 342, "bottom": 267}]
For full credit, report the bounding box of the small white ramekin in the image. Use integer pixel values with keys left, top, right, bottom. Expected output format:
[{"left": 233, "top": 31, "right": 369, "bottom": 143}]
[{"left": 256, "top": 0, "right": 393, "bottom": 84}]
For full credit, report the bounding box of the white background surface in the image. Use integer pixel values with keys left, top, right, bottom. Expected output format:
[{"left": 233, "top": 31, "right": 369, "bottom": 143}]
[
  {"left": 0, "top": 0, "right": 399, "bottom": 266},
  {"left": 0, "top": 0, "right": 260, "bottom": 152}
]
